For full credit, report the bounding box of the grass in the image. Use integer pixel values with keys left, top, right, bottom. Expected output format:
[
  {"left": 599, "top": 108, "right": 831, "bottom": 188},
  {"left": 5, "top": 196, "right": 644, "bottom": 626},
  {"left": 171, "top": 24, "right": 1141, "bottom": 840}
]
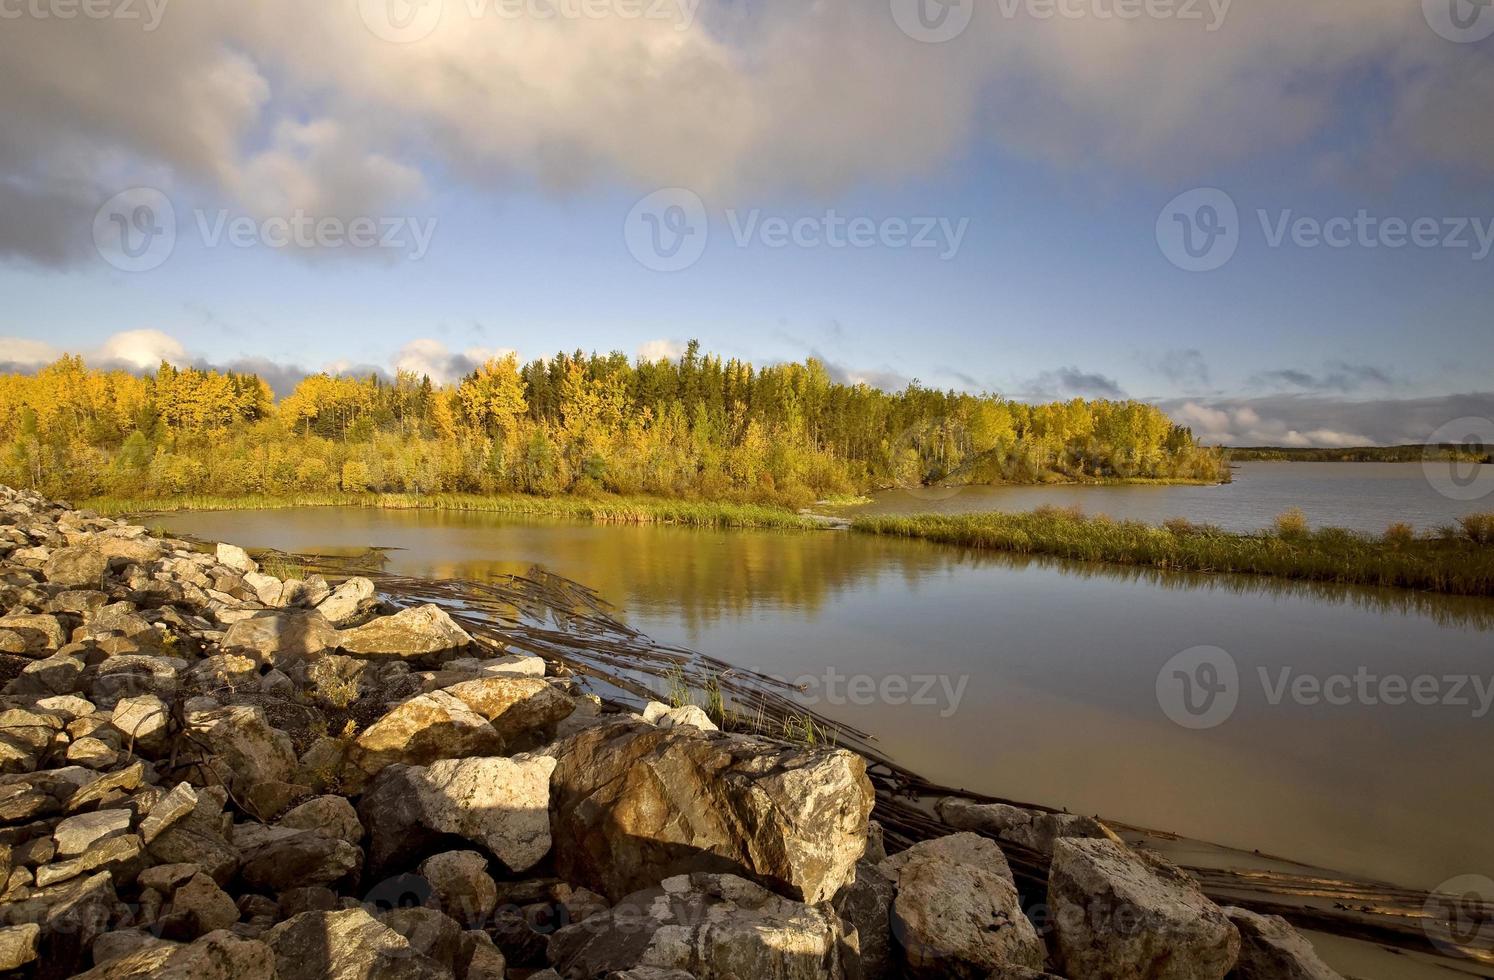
[
  {"left": 852, "top": 506, "right": 1494, "bottom": 597},
  {"left": 82, "top": 491, "right": 819, "bottom": 531}
]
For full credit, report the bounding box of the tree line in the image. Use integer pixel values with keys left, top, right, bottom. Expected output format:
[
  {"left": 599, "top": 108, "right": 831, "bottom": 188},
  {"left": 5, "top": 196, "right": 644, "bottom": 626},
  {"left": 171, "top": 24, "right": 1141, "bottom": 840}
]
[{"left": 0, "top": 342, "right": 1225, "bottom": 506}]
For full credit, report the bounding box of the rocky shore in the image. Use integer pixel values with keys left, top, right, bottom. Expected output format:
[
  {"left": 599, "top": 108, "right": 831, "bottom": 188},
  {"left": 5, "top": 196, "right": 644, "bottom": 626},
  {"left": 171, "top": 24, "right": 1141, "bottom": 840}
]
[{"left": 0, "top": 484, "right": 1344, "bottom": 979}]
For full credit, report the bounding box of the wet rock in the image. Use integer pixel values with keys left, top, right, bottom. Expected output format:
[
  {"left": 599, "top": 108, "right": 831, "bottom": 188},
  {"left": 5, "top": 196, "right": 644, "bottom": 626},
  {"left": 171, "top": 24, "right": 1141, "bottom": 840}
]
[
  {"left": 548, "top": 872, "right": 858, "bottom": 979},
  {"left": 1225, "top": 907, "right": 1344, "bottom": 979},
  {"left": 1048, "top": 838, "right": 1239, "bottom": 980},
  {"left": 315, "top": 577, "right": 375, "bottom": 626},
  {"left": 419, "top": 850, "right": 498, "bottom": 927},
  {"left": 264, "top": 908, "right": 450, "bottom": 980},
  {"left": 936, "top": 797, "right": 1112, "bottom": 859},
  {"left": 360, "top": 753, "right": 555, "bottom": 877},
  {"left": 878, "top": 833, "right": 1044, "bottom": 978},
  {"left": 338, "top": 603, "right": 474, "bottom": 658},
  {"left": 551, "top": 721, "right": 873, "bottom": 904}
]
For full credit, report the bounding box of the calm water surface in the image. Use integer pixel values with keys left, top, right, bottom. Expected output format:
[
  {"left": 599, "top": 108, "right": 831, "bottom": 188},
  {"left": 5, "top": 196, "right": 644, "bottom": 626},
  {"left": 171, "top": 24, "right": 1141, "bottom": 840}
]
[
  {"left": 158, "top": 503, "right": 1494, "bottom": 902},
  {"left": 842, "top": 460, "right": 1492, "bottom": 533}
]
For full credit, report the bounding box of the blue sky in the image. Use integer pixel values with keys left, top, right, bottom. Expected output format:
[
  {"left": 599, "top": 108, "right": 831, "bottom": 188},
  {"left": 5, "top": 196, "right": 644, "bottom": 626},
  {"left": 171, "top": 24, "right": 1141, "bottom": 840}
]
[{"left": 1, "top": 0, "right": 1491, "bottom": 445}]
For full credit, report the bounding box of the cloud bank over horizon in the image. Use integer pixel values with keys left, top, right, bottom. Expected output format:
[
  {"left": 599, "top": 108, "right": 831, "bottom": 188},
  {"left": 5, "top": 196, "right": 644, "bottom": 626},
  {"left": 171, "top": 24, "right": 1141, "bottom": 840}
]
[{"left": 0, "top": 0, "right": 1489, "bottom": 267}]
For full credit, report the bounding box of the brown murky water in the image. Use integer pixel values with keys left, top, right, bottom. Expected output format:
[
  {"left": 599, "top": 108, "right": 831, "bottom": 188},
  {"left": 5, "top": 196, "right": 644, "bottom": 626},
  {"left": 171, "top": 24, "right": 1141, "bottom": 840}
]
[{"left": 158, "top": 501, "right": 1494, "bottom": 904}]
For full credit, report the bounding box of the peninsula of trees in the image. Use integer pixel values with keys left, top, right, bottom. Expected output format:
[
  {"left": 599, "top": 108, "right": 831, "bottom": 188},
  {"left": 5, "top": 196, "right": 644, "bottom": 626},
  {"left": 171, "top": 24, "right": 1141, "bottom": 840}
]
[{"left": 0, "top": 342, "right": 1225, "bottom": 506}]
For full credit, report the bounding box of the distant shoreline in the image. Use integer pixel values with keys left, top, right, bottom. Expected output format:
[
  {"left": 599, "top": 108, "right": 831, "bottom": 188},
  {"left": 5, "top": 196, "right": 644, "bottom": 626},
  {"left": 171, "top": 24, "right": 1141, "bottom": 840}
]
[{"left": 1225, "top": 444, "right": 1491, "bottom": 463}]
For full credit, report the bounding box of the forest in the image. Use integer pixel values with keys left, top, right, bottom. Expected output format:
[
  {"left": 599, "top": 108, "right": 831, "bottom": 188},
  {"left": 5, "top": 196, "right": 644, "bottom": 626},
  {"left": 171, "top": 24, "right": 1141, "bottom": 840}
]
[{"left": 0, "top": 342, "right": 1225, "bottom": 507}]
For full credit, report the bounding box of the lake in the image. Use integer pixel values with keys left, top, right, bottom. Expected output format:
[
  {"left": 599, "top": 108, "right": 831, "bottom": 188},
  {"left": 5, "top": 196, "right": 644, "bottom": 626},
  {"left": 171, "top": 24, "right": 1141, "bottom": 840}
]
[{"left": 839, "top": 460, "right": 1492, "bottom": 534}]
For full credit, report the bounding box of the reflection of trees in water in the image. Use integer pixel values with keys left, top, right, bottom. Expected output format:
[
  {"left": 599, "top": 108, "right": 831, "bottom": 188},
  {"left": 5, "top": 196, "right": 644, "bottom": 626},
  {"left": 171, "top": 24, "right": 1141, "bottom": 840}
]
[{"left": 411, "top": 512, "right": 1494, "bottom": 634}]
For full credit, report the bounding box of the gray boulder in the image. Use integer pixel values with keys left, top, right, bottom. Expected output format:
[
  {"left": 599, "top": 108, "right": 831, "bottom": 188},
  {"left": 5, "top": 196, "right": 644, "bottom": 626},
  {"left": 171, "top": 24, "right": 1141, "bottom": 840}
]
[
  {"left": 548, "top": 872, "right": 858, "bottom": 979},
  {"left": 1048, "top": 838, "right": 1239, "bottom": 980},
  {"left": 360, "top": 753, "right": 555, "bottom": 877},
  {"left": 1225, "top": 907, "right": 1344, "bottom": 979},
  {"left": 878, "top": 833, "right": 1045, "bottom": 977},
  {"left": 936, "top": 797, "right": 1112, "bottom": 859},
  {"left": 551, "top": 721, "right": 873, "bottom": 904},
  {"left": 264, "top": 908, "right": 449, "bottom": 980},
  {"left": 338, "top": 603, "right": 473, "bottom": 658}
]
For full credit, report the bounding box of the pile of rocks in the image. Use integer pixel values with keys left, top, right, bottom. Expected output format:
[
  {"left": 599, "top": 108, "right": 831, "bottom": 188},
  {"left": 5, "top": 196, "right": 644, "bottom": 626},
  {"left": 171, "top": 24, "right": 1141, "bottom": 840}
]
[{"left": 0, "top": 485, "right": 1344, "bottom": 979}]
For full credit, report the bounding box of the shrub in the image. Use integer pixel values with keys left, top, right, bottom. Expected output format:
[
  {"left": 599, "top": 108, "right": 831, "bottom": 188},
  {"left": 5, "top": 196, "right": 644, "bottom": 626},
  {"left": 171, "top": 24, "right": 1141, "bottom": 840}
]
[
  {"left": 1163, "top": 517, "right": 1198, "bottom": 536},
  {"left": 1461, "top": 513, "right": 1494, "bottom": 545},
  {"left": 1383, "top": 522, "right": 1416, "bottom": 549},
  {"left": 1275, "top": 507, "right": 1309, "bottom": 538}
]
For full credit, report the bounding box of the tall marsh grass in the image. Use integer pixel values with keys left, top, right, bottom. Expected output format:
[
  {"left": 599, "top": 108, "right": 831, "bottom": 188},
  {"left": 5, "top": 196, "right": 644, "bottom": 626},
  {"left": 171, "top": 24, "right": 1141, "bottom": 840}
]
[
  {"left": 852, "top": 509, "right": 1494, "bottom": 597},
  {"left": 83, "top": 492, "right": 818, "bottom": 531}
]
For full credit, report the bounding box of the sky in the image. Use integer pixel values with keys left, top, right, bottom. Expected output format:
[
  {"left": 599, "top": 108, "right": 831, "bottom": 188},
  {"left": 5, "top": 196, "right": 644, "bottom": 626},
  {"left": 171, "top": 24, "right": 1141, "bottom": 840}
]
[{"left": 1, "top": 0, "right": 1492, "bottom": 446}]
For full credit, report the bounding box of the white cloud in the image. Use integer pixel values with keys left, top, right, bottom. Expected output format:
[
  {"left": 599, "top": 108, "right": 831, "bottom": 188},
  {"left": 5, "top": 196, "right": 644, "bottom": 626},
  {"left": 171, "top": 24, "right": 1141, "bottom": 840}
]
[
  {"left": 392, "top": 339, "right": 518, "bottom": 385},
  {"left": 0, "top": 338, "right": 62, "bottom": 370},
  {"left": 0, "top": 1, "right": 1485, "bottom": 266},
  {"left": 638, "top": 339, "right": 687, "bottom": 363},
  {"left": 95, "top": 329, "right": 188, "bottom": 371}
]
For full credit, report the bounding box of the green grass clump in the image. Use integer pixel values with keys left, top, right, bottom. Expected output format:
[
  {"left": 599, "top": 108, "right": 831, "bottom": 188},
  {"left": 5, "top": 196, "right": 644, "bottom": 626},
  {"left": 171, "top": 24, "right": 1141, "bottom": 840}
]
[{"left": 852, "top": 509, "right": 1494, "bottom": 597}]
